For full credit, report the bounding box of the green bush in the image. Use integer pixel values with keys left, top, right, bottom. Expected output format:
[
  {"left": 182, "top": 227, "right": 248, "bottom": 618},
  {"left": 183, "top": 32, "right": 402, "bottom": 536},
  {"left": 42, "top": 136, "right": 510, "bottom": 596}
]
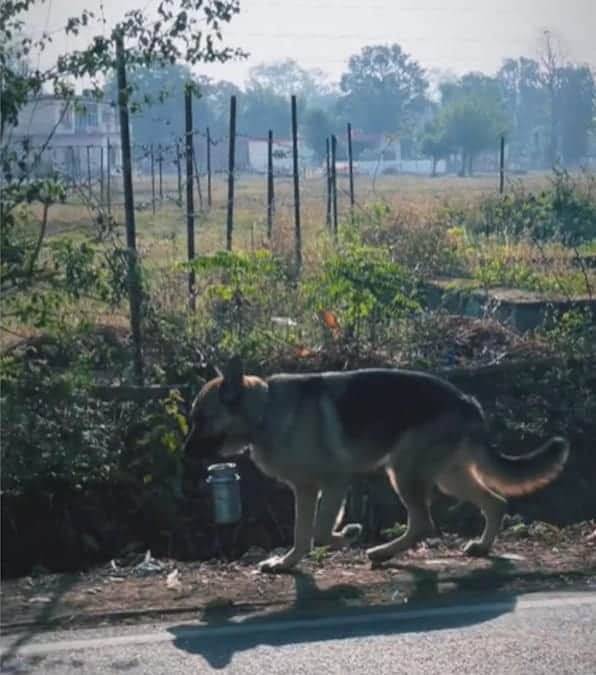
[
  {"left": 470, "top": 170, "right": 596, "bottom": 245},
  {"left": 305, "top": 237, "right": 420, "bottom": 347},
  {"left": 0, "top": 343, "right": 187, "bottom": 504},
  {"left": 549, "top": 169, "right": 596, "bottom": 246},
  {"left": 185, "top": 250, "right": 300, "bottom": 362}
]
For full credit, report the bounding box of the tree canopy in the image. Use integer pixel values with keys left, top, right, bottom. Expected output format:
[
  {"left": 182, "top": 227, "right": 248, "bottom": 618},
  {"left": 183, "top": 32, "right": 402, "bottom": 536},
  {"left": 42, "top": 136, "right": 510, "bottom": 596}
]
[{"left": 339, "top": 44, "right": 429, "bottom": 135}]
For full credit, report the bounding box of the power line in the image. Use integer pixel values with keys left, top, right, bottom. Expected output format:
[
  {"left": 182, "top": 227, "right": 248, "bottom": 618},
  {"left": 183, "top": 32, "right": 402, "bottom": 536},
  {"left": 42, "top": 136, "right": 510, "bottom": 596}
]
[{"left": 224, "top": 31, "right": 530, "bottom": 46}]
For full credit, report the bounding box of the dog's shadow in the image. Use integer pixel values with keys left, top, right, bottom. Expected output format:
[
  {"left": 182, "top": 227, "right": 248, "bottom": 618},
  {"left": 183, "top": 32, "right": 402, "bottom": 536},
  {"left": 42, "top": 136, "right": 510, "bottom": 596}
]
[{"left": 168, "top": 556, "right": 519, "bottom": 669}]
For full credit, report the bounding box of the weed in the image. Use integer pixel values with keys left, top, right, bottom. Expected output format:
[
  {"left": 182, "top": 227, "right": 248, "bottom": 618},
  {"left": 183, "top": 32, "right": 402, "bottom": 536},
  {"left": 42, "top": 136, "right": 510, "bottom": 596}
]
[
  {"left": 381, "top": 523, "right": 407, "bottom": 540},
  {"left": 309, "top": 546, "right": 331, "bottom": 564}
]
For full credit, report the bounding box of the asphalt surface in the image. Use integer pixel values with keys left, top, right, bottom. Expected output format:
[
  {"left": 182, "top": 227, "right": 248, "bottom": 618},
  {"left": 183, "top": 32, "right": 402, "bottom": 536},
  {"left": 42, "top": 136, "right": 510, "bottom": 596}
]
[{"left": 2, "top": 591, "right": 595, "bottom": 674}]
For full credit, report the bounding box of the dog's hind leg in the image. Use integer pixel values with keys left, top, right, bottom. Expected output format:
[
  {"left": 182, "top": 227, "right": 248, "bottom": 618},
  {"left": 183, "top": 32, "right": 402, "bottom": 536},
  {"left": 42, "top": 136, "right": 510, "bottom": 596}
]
[
  {"left": 366, "top": 467, "right": 436, "bottom": 564},
  {"left": 313, "top": 480, "right": 362, "bottom": 549},
  {"left": 437, "top": 463, "right": 506, "bottom": 557},
  {"left": 259, "top": 482, "right": 319, "bottom": 573}
]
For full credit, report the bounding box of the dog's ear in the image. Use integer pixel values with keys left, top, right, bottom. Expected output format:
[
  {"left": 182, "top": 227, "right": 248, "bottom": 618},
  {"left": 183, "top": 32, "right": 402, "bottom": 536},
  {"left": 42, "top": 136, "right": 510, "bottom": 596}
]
[
  {"left": 220, "top": 355, "right": 244, "bottom": 403},
  {"left": 205, "top": 363, "right": 223, "bottom": 381}
]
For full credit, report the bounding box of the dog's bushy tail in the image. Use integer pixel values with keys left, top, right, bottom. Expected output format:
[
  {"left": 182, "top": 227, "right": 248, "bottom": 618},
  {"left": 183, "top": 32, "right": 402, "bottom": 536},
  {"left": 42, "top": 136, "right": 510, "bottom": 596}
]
[{"left": 473, "top": 437, "right": 569, "bottom": 496}]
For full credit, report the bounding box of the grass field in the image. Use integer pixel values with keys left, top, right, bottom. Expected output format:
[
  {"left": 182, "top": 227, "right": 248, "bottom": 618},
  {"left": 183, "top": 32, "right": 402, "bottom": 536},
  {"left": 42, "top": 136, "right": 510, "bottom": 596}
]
[
  {"left": 6, "top": 168, "right": 593, "bottom": 355},
  {"left": 36, "top": 170, "right": 565, "bottom": 275}
]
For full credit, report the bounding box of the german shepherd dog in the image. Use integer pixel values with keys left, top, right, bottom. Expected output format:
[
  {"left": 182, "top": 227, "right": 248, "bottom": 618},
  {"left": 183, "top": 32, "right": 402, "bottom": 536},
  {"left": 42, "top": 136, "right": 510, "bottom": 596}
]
[{"left": 183, "top": 356, "right": 569, "bottom": 573}]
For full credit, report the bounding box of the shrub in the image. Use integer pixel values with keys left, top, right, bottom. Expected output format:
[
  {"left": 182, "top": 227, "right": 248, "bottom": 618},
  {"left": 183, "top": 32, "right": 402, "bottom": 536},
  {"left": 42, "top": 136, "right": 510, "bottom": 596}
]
[
  {"left": 469, "top": 169, "right": 596, "bottom": 245},
  {"left": 185, "top": 250, "right": 300, "bottom": 362},
  {"left": 1, "top": 343, "right": 188, "bottom": 505},
  {"left": 305, "top": 236, "right": 420, "bottom": 347}
]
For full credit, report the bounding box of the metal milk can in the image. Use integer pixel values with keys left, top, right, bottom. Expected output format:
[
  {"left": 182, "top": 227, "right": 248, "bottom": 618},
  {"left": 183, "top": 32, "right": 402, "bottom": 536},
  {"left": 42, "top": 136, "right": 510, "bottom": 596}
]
[{"left": 206, "top": 463, "right": 242, "bottom": 525}]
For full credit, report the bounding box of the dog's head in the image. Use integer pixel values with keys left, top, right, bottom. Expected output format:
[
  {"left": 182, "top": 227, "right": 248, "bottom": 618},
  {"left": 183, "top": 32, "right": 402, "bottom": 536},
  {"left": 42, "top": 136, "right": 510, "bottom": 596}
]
[{"left": 182, "top": 356, "right": 264, "bottom": 469}]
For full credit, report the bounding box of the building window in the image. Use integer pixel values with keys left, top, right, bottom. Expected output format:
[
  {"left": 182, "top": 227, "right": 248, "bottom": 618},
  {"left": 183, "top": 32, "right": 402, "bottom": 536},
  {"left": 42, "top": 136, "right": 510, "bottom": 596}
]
[
  {"left": 76, "top": 103, "right": 98, "bottom": 130},
  {"left": 58, "top": 105, "right": 73, "bottom": 130},
  {"left": 101, "top": 107, "right": 114, "bottom": 131}
]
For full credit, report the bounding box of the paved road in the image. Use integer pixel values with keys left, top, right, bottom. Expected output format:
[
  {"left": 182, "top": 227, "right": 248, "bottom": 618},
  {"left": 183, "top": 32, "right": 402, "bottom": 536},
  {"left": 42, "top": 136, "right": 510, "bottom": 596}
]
[{"left": 2, "top": 591, "right": 595, "bottom": 674}]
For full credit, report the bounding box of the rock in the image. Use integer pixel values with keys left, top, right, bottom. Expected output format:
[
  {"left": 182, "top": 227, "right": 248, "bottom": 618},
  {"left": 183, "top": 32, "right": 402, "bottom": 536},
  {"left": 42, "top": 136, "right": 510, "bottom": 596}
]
[
  {"left": 530, "top": 521, "right": 560, "bottom": 538},
  {"left": 166, "top": 569, "right": 182, "bottom": 590},
  {"left": 240, "top": 546, "right": 267, "bottom": 564},
  {"left": 507, "top": 522, "right": 529, "bottom": 538},
  {"left": 503, "top": 513, "right": 525, "bottom": 529}
]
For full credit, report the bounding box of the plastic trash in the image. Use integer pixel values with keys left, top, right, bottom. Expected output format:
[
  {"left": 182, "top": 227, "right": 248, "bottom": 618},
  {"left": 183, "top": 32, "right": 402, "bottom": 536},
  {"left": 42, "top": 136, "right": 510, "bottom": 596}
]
[{"left": 134, "top": 550, "right": 163, "bottom": 576}]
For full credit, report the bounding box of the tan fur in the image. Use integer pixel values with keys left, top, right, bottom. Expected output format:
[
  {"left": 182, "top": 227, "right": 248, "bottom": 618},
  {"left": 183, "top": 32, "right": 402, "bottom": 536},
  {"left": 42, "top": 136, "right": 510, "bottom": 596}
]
[{"left": 183, "top": 357, "right": 570, "bottom": 572}]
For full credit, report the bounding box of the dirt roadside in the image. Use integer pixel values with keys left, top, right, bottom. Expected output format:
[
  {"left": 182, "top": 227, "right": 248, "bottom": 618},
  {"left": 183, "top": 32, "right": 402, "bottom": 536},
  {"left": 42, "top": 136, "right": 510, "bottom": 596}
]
[{"left": 2, "top": 520, "right": 595, "bottom": 634}]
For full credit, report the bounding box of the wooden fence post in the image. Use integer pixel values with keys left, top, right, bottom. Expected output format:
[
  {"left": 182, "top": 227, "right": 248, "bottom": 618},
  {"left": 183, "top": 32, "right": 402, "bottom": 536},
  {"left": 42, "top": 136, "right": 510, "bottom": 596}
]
[
  {"left": 115, "top": 32, "right": 144, "bottom": 385},
  {"left": 325, "top": 137, "right": 332, "bottom": 230},
  {"left": 192, "top": 140, "right": 203, "bottom": 210},
  {"left": 176, "top": 141, "right": 182, "bottom": 207},
  {"left": 206, "top": 127, "right": 212, "bottom": 209},
  {"left": 185, "top": 86, "right": 196, "bottom": 310},
  {"left": 331, "top": 134, "right": 338, "bottom": 237},
  {"left": 150, "top": 144, "right": 156, "bottom": 214},
  {"left": 158, "top": 144, "right": 163, "bottom": 204},
  {"left": 226, "top": 95, "right": 237, "bottom": 251},
  {"left": 499, "top": 135, "right": 505, "bottom": 194},
  {"left": 99, "top": 145, "right": 104, "bottom": 204},
  {"left": 86, "top": 145, "right": 92, "bottom": 199},
  {"left": 267, "top": 129, "right": 274, "bottom": 239},
  {"left": 291, "top": 94, "right": 301, "bottom": 269},
  {"left": 347, "top": 122, "right": 355, "bottom": 210},
  {"left": 70, "top": 146, "right": 76, "bottom": 188},
  {"left": 106, "top": 140, "right": 111, "bottom": 214}
]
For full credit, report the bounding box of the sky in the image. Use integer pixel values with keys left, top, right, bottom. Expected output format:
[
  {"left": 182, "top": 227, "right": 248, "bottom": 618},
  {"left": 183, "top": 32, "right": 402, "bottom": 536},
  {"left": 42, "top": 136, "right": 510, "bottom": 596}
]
[{"left": 24, "top": 0, "right": 596, "bottom": 88}]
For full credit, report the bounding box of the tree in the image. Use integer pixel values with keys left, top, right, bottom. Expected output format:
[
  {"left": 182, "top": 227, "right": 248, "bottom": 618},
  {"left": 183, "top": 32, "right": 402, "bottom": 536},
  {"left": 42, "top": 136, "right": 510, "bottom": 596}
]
[
  {"left": 247, "top": 59, "right": 335, "bottom": 109},
  {"left": 435, "top": 72, "right": 507, "bottom": 175},
  {"left": 104, "top": 63, "right": 195, "bottom": 149},
  {"left": 303, "top": 109, "right": 335, "bottom": 162},
  {"left": 555, "top": 65, "right": 594, "bottom": 165},
  {"left": 497, "top": 57, "right": 547, "bottom": 165},
  {"left": 420, "top": 117, "right": 454, "bottom": 176},
  {"left": 198, "top": 77, "right": 242, "bottom": 138},
  {"left": 440, "top": 72, "right": 502, "bottom": 108},
  {"left": 538, "top": 30, "right": 565, "bottom": 166},
  {"left": 239, "top": 84, "right": 291, "bottom": 137},
  {"left": 338, "top": 44, "right": 428, "bottom": 134},
  {"left": 103, "top": 68, "right": 244, "bottom": 148},
  {"left": 237, "top": 59, "right": 336, "bottom": 138},
  {"left": 440, "top": 99, "right": 506, "bottom": 176}
]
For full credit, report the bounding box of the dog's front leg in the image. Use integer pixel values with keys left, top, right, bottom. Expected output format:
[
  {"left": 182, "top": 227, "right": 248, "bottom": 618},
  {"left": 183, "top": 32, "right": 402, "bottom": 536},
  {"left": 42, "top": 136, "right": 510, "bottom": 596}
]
[{"left": 259, "top": 483, "right": 319, "bottom": 573}]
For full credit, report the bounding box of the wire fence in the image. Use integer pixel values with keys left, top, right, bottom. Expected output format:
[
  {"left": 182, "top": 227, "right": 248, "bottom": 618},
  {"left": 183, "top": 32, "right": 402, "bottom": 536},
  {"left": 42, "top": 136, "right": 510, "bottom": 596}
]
[
  {"left": 7, "top": 91, "right": 511, "bottom": 265},
  {"left": 10, "top": 132, "right": 507, "bottom": 216}
]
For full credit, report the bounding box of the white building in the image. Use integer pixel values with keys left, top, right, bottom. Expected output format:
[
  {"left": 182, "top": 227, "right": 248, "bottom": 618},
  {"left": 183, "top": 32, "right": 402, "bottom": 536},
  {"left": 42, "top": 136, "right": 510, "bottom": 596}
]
[
  {"left": 247, "top": 137, "right": 293, "bottom": 174},
  {"left": 247, "top": 136, "right": 313, "bottom": 174},
  {"left": 7, "top": 95, "right": 121, "bottom": 178}
]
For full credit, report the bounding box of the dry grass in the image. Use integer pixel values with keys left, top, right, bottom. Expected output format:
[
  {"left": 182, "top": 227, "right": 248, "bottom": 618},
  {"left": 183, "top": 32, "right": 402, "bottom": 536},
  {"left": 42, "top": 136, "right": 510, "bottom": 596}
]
[
  {"left": 6, "top": 169, "right": 590, "bottom": 352},
  {"left": 33, "top": 170, "right": 555, "bottom": 263}
]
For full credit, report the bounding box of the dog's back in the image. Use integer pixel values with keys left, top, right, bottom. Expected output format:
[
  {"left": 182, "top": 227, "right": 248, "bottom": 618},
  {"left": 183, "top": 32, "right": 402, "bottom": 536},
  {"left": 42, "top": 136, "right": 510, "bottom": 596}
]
[{"left": 253, "top": 368, "right": 485, "bottom": 479}]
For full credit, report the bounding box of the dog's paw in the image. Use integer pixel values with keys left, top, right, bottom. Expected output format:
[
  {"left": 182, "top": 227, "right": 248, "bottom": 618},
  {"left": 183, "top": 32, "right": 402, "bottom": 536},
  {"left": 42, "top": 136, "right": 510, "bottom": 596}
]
[
  {"left": 463, "top": 540, "right": 490, "bottom": 557},
  {"left": 341, "top": 523, "right": 363, "bottom": 542},
  {"left": 258, "top": 556, "right": 295, "bottom": 574}
]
